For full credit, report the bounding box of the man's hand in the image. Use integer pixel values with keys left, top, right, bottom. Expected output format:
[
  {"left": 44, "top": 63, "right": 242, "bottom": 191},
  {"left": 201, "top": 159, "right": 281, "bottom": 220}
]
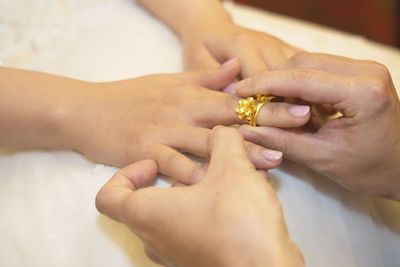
[
  {"left": 96, "top": 126, "right": 304, "bottom": 267},
  {"left": 236, "top": 52, "right": 400, "bottom": 200}
]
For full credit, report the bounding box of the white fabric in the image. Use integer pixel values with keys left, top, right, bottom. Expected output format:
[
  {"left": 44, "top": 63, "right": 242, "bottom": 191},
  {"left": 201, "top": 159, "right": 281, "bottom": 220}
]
[{"left": 0, "top": 1, "right": 399, "bottom": 266}]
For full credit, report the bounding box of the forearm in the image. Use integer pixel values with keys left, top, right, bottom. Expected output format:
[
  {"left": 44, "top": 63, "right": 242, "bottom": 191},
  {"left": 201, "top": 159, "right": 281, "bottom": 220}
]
[
  {"left": 0, "top": 67, "right": 91, "bottom": 150},
  {"left": 137, "top": 0, "right": 232, "bottom": 38}
]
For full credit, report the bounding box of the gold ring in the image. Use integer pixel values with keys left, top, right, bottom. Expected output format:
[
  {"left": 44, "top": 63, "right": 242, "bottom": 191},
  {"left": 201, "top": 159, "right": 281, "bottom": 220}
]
[{"left": 235, "top": 95, "right": 275, "bottom": 126}]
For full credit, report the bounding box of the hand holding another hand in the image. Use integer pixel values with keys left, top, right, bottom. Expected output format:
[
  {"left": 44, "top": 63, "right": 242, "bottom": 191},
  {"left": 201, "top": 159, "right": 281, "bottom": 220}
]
[
  {"left": 236, "top": 52, "right": 400, "bottom": 200},
  {"left": 96, "top": 126, "right": 304, "bottom": 267},
  {"left": 63, "top": 60, "right": 311, "bottom": 184}
]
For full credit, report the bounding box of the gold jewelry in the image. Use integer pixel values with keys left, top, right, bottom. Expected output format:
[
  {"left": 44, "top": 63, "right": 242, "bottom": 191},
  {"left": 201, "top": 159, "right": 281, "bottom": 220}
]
[{"left": 235, "top": 95, "right": 275, "bottom": 126}]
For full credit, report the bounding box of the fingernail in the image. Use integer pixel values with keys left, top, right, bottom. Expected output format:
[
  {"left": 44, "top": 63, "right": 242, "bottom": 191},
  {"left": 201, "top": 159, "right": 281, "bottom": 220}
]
[
  {"left": 222, "top": 58, "right": 237, "bottom": 68},
  {"left": 288, "top": 105, "right": 310, "bottom": 117},
  {"left": 262, "top": 150, "right": 283, "bottom": 162},
  {"left": 223, "top": 83, "right": 236, "bottom": 94}
]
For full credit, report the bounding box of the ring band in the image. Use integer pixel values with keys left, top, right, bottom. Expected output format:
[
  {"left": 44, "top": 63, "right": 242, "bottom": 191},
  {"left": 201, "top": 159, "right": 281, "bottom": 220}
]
[{"left": 235, "top": 95, "right": 275, "bottom": 126}]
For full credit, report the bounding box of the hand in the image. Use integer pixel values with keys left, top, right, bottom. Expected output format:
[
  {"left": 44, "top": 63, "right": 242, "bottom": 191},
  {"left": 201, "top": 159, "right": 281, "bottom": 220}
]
[
  {"left": 236, "top": 52, "right": 400, "bottom": 200},
  {"left": 63, "top": 61, "right": 310, "bottom": 184},
  {"left": 182, "top": 21, "right": 300, "bottom": 78},
  {"left": 96, "top": 126, "right": 304, "bottom": 267}
]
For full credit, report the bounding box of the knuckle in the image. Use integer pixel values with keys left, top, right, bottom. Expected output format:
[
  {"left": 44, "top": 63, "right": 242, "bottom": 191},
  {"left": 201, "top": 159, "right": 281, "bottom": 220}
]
[
  {"left": 243, "top": 142, "right": 261, "bottom": 159},
  {"left": 272, "top": 136, "right": 289, "bottom": 155},
  {"left": 362, "top": 76, "right": 390, "bottom": 106},
  {"left": 292, "top": 68, "right": 313, "bottom": 84},
  {"left": 369, "top": 61, "right": 391, "bottom": 76},
  {"left": 290, "top": 51, "right": 312, "bottom": 66},
  {"left": 265, "top": 102, "right": 282, "bottom": 118},
  {"left": 165, "top": 152, "right": 183, "bottom": 168}
]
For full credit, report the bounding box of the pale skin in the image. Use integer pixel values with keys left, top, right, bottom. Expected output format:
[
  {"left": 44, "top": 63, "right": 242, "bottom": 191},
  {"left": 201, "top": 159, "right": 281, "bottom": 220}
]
[
  {"left": 1, "top": 63, "right": 306, "bottom": 264},
  {"left": 0, "top": 62, "right": 310, "bottom": 183},
  {"left": 96, "top": 126, "right": 305, "bottom": 267},
  {"left": 137, "top": 0, "right": 400, "bottom": 198},
  {"left": 236, "top": 52, "right": 400, "bottom": 200},
  {"left": 138, "top": 0, "right": 300, "bottom": 77}
]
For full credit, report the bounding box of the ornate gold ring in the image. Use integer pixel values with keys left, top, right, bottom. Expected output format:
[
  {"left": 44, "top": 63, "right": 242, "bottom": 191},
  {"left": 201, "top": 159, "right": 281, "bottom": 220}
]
[{"left": 235, "top": 95, "right": 275, "bottom": 126}]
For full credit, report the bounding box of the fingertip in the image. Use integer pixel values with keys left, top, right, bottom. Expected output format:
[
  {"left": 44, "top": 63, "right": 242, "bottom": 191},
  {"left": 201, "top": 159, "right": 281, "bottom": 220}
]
[
  {"left": 222, "top": 82, "right": 236, "bottom": 94},
  {"left": 245, "top": 141, "right": 282, "bottom": 170},
  {"left": 120, "top": 160, "right": 158, "bottom": 189},
  {"left": 222, "top": 58, "right": 240, "bottom": 70},
  {"left": 234, "top": 78, "right": 252, "bottom": 97},
  {"left": 194, "top": 58, "right": 240, "bottom": 90}
]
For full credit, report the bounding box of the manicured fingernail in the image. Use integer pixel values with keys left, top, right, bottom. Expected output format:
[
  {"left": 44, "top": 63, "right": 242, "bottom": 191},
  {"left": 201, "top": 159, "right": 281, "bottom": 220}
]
[
  {"left": 262, "top": 150, "right": 283, "bottom": 162},
  {"left": 223, "top": 83, "right": 236, "bottom": 94},
  {"left": 222, "top": 58, "right": 237, "bottom": 68},
  {"left": 288, "top": 105, "right": 310, "bottom": 117}
]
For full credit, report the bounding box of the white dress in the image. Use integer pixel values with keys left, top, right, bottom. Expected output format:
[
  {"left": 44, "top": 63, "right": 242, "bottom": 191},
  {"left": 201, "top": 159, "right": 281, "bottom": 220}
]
[{"left": 0, "top": 1, "right": 399, "bottom": 266}]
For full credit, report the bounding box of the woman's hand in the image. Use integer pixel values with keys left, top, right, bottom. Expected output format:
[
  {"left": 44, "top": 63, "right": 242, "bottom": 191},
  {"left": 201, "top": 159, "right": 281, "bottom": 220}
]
[
  {"left": 62, "top": 62, "right": 310, "bottom": 184},
  {"left": 137, "top": 0, "right": 299, "bottom": 78},
  {"left": 182, "top": 22, "right": 300, "bottom": 78},
  {"left": 236, "top": 52, "right": 400, "bottom": 200},
  {"left": 96, "top": 126, "right": 304, "bottom": 267}
]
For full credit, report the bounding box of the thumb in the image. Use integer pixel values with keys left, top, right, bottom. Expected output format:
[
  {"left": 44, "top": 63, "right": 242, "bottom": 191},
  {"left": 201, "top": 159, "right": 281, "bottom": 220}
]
[
  {"left": 188, "top": 58, "right": 240, "bottom": 90},
  {"left": 95, "top": 160, "right": 158, "bottom": 223}
]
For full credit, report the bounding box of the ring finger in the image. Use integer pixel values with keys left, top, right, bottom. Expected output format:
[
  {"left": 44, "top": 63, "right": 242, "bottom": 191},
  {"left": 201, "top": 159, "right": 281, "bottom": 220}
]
[{"left": 256, "top": 102, "right": 311, "bottom": 127}]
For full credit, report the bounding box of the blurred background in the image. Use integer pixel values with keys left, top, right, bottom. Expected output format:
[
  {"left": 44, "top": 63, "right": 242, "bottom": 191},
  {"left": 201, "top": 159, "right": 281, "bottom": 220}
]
[{"left": 235, "top": 0, "right": 400, "bottom": 47}]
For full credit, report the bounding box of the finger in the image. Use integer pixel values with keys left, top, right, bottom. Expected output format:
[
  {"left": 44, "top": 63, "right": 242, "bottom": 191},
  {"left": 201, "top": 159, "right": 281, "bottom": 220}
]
[
  {"left": 187, "top": 58, "right": 240, "bottom": 90},
  {"left": 168, "top": 127, "right": 282, "bottom": 169},
  {"left": 281, "top": 52, "right": 380, "bottom": 75},
  {"left": 239, "top": 125, "right": 328, "bottom": 167},
  {"left": 144, "top": 246, "right": 164, "bottom": 265},
  {"left": 95, "top": 160, "right": 158, "bottom": 223},
  {"left": 195, "top": 88, "right": 311, "bottom": 128},
  {"left": 208, "top": 38, "right": 268, "bottom": 77},
  {"left": 183, "top": 44, "right": 221, "bottom": 71},
  {"left": 189, "top": 90, "right": 242, "bottom": 126},
  {"left": 256, "top": 102, "right": 311, "bottom": 128},
  {"left": 235, "top": 69, "right": 353, "bottom": 107},
  {"left": 261, "top": 46, "right": 287, "bottom": 70},
  {"left": 152, "top": 145, "right": 205, "bottom": 185},
  {"left": 238, "top": 50, "right": 269, "bottom": 78},
  {"left": 208, "top": 126, "right": 254, "bottom": 170},
  {"left": 282, "top": 45, "right": 302, "bottom": 60}
]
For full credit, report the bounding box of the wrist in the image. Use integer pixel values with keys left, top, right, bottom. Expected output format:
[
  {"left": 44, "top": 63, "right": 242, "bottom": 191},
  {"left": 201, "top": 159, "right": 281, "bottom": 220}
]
[{"left": 51, "top": 80, "right": 98, "bottom": 152}]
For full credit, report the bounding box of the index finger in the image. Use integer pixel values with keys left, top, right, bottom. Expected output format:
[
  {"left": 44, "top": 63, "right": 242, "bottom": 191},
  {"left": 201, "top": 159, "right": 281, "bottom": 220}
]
[
  {"left": 235, "top": 69, "right": 352, "bottom": 105},
  {"left": 208, "top": 126, "right": 255, "bottom": 171}
]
